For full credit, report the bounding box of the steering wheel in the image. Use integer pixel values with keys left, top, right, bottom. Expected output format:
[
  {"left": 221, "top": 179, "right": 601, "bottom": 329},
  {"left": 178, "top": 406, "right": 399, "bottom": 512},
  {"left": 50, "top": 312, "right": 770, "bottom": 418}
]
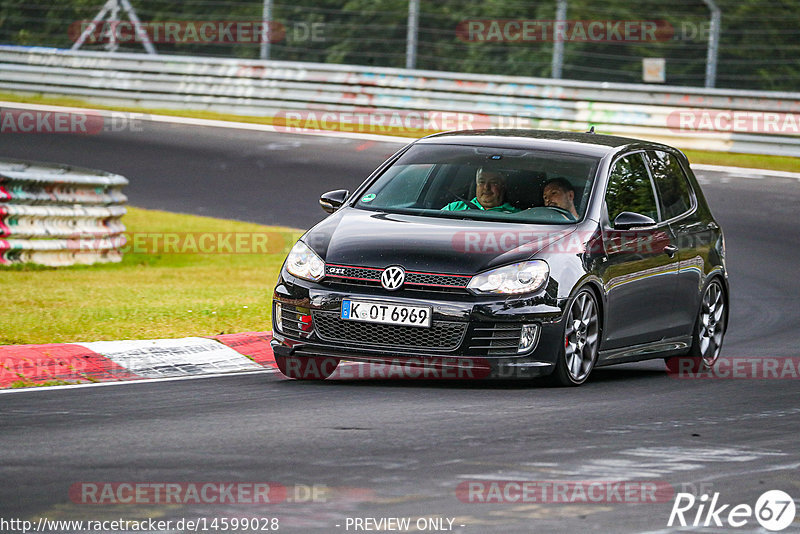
[
  {"left": 545, "top": 206, "right": 577, "bottom": 220},
  {"left": 517, "top": 206, "right": 577, "bottom": 222}
]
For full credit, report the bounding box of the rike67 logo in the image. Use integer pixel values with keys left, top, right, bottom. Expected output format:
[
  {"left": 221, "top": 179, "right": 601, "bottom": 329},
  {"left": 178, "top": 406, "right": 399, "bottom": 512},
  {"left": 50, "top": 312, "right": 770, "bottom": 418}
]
[{"left": 669, "top": 490, "right": 796, "bottom": 531}]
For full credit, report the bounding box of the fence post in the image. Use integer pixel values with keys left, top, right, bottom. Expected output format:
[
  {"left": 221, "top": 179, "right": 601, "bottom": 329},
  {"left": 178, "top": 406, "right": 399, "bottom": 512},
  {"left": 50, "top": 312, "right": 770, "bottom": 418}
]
[
  {"left": 702, "top": 0, "right": 721, "bottom": 88},
  {"left": 551, "top": 0, "right": 567, "bottom": 79},
  {"left": 261, "top": 0, "right": 273, "bottom": 60},
  {"left": 406, "top": 0, "right": 419, "bottom": 70}
]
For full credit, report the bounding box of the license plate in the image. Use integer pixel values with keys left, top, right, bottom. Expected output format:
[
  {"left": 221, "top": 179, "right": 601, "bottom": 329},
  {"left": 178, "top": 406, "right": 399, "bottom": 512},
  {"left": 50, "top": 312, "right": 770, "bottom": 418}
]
[{"left": 341, "top": 300, "right": 432, "bottom": 328}]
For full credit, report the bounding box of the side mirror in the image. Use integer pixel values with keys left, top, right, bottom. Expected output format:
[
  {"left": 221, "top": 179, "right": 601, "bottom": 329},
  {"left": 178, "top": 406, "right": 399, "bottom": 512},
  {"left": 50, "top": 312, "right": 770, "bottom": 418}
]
[
  {"left": 613, "top": 211, "right": 656, "bottom": 230},
  {"left": 319, "top": 189, "right": 349, "bottom": 214}
]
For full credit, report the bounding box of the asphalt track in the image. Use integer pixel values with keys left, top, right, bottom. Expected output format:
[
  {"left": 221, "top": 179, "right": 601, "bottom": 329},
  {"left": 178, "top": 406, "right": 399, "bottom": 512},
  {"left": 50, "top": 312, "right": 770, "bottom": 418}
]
[{"left": 1, "top": 119, "right": 799, "bottom": 533}]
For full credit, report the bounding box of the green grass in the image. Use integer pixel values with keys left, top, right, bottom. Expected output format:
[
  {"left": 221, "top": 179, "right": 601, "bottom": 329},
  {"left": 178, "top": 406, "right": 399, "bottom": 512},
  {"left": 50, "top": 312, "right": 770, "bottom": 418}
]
[
  {"left": 10, "top": 379, "right": 77, "bottom": 388},
  {"left": 682, "top": 150, "right": 800, "bottom": 173},
  {"left": 0, "top": 207, "right": 303, "bottom": 345},
  {"left": 1, "top": 91, "right": 798, "bottom": 172}
]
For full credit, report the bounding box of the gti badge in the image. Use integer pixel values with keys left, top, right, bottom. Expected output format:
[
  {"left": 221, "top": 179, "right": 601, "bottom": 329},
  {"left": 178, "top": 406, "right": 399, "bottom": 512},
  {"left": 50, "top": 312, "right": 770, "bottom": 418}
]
[{"left": 381, "top": 266, "right": 405, "bottom": 291}]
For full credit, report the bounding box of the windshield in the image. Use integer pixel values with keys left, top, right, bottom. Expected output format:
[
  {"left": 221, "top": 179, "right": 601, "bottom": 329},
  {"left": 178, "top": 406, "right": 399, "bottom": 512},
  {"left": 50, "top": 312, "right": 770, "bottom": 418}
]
[{"left": 354, "top": 143, "right": 600, "bottom": 224}]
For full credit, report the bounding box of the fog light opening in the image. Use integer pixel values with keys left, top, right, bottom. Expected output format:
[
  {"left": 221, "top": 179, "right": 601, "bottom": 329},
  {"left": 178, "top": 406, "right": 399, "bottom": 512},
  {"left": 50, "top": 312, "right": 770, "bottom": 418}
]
[
  {"left": 518, "top": 324, "right": 540, "bottom": 354},
  {"left": 300, "top": 314, "right": 313, "bottom": 335},
  {"left": 274, "top": 302, "right": 283, "bottom": 333}
]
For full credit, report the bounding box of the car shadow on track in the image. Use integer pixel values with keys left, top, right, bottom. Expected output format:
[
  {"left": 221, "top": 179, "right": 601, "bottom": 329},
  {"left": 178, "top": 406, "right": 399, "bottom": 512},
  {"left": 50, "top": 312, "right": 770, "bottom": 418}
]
[{"left": 270, "top": 360, "right": 669, "bottom": 390}]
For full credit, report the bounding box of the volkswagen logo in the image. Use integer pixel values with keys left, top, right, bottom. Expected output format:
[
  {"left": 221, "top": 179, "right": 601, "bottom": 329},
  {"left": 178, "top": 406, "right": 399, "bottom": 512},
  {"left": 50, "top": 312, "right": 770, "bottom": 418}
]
[{"left": 381, "top": 266, "right": 405, "bottom": 291}]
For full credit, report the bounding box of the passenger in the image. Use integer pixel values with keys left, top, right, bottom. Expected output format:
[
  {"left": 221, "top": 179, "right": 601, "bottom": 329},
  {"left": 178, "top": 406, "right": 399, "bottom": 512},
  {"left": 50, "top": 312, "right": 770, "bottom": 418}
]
[
  {"left": 542, "top": 177, "right": 579, "bottom": 218},
  {"left": 441, "top": 168, "right": 520, "bottom": 213}
]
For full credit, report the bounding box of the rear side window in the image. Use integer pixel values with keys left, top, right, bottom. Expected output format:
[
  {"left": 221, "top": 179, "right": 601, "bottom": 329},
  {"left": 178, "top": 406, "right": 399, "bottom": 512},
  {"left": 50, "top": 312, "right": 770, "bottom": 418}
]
[
  {"left": 606, "top": 153, "right": 659, "bottom": 226},
  {"left": 647, "top": 151, "right": 694, "bottom": 220}
]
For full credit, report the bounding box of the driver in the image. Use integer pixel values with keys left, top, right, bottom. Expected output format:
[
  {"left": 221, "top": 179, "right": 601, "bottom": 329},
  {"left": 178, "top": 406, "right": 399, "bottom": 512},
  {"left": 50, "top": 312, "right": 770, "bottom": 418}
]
[
  {"left": 442, "top": 167, "right": 520, "bottom": 213},
  {"left": 542, "top": 177, "right": 579, "bottom": 218}
]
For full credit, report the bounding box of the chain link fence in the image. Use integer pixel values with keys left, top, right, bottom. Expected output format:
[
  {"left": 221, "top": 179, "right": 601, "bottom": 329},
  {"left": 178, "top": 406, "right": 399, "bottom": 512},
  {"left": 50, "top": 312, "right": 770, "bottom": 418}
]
[{"left": 1, "top": 0, "right": 799, "bottom": 91}]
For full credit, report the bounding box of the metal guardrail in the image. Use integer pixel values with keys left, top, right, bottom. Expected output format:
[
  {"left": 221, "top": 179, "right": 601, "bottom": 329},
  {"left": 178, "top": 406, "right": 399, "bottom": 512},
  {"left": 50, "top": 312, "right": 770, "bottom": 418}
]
[
  {"left": 0, "top": 45, "right": 799, "bottom": 156},
  {"left": 0, "top": 158, "right": 128, "bottom": 266}
]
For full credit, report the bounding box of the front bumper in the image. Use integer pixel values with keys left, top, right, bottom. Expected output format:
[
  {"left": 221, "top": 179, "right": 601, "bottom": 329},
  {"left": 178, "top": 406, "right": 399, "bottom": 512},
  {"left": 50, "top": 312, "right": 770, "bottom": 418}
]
[{"left": 272, "top": 272, "right": 568, "bottom": 379}]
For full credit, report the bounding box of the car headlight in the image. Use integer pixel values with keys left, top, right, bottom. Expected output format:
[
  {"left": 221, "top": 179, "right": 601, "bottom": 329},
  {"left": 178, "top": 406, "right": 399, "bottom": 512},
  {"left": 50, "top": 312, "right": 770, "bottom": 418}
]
[
  {"left": 467, "top": 260, "right": 549, "bottom": 295},
  {"left": 285, "top": 240, "right": 325, "bottom": 282}
]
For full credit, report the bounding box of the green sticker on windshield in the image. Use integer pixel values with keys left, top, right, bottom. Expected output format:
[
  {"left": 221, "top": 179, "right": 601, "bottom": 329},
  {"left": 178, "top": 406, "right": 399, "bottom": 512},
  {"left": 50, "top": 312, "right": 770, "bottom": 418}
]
[{"left": 361, "top": 193, "right": 376, "bottom": 202}]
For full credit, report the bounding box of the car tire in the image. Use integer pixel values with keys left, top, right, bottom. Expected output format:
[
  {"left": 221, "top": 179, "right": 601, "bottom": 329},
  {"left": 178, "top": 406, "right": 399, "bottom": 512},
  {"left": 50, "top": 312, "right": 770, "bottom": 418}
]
[
  {"left": 547, "top": 288, "right": 600, "bottom": 387},
  {"left": 275, "top": 355, "right": 339, "bottom": 380},
  {"left": 665, "top": 278, "right": 727, "bottom": 375}
]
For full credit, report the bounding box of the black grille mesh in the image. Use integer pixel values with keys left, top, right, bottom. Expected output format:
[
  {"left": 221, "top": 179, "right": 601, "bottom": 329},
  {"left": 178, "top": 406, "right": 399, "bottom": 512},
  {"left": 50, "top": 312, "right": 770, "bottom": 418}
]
[
  {"left": 325, "top": 265, "right": 381, "bottom": 281},
  {"left": 312, "top": 310, "right": 466, "bottom": 350},
  {"left": 405, "top": 272, "right": 469, "bottom": 287},
  {"left": 324, "top": 264, "right": 469, "bottom": 291}
]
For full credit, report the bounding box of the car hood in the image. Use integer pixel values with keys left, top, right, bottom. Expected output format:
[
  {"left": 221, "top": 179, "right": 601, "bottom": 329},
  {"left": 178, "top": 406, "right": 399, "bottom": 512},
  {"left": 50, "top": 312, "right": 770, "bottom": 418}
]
[{"left": 302, "top": 208, "right": 580, "bottom": 275}]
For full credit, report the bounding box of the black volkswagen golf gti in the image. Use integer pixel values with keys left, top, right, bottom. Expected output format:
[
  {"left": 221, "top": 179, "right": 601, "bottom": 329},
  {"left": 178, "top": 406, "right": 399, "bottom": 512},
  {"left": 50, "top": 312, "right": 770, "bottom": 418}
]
[{"left": 271, "top": 130, "right": 728, "bottom": 386}]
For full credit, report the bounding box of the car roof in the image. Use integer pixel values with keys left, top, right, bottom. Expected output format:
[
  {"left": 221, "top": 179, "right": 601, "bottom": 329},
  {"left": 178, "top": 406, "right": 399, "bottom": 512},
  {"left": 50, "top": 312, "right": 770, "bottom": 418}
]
[{"left": 416, "top": 129, "right": 673, "bottom": 158}]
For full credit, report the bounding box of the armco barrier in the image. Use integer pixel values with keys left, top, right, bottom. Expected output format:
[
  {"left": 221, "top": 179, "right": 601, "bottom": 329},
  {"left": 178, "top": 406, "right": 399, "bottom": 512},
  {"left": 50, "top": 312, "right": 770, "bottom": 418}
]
[
  {"left": 0, "top": 45, "right": 799, "bottom": 156},
  {"left": 0, "top": 159, "right": 128, "bottom": 266}
]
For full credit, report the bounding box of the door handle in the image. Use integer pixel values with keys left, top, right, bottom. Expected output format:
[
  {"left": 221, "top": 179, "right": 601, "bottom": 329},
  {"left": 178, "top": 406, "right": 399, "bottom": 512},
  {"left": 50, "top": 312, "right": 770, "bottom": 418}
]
[{"left": 664, "top": 244, "right": 678, "bottom": 257}]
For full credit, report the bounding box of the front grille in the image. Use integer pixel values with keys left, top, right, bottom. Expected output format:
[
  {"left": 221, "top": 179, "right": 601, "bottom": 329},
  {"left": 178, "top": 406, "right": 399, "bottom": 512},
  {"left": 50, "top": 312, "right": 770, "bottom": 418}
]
[
  {"left": 469, "top": 323, "right": 523, "bottom": 356},
  {"left": 405, "top": 272, "right": 470, "bottom": 288},
  {"left": 324, "top": 264, "right": 470, "bottom": 292},
  {"left": 325, "top": 265, "right": 382, "bottom": 282},
  {"left": 312, "top": 310, "right": 467, "bottom": 351}
]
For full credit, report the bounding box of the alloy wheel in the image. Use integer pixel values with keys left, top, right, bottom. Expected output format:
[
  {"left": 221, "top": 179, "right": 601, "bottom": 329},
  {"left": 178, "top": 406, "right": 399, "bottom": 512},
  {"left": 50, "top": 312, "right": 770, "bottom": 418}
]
[
  {"left": 563, "top": 290, "right": 600, "bottom": 383},
  {"left": 698, "top": 280, "right": 725, "bottom": 367}
]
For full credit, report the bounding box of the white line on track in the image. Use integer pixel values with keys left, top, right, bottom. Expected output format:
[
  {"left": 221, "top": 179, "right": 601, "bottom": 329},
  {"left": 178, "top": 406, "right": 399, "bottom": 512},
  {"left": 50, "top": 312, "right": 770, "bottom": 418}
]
[{"left": 0, "top": 368, "right": 280, "bottom": 395}]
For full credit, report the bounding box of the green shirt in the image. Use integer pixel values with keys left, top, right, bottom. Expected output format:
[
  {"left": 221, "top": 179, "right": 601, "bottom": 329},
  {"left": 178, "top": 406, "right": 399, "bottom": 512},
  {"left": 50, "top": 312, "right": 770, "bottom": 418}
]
[{"left": 441, "top": 197, "right": 520, "bottom": 213}]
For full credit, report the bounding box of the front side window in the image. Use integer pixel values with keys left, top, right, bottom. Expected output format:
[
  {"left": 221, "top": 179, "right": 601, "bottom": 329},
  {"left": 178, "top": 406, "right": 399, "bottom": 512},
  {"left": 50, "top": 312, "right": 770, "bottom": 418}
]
[
  {"left": 647, "top": 151, "right": 694, "bottom": 220},
  {"left": 354, "top": 144, "right": 600, "bottom": 224},
  {"left": 605, "top": 153, "right": 659, "bottom": 226}
]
